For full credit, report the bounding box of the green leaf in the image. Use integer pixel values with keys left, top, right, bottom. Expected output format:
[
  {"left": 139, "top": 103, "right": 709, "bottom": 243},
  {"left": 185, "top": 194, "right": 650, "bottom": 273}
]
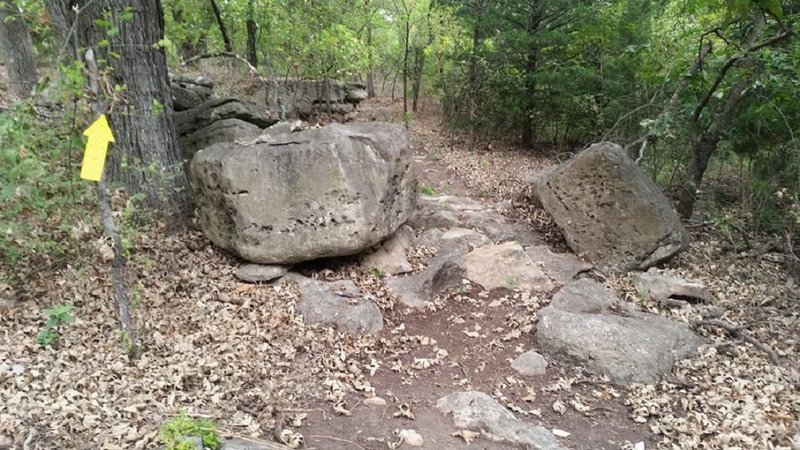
[{"left": 756, "top": 0, "right": 783, "bottom": 20}]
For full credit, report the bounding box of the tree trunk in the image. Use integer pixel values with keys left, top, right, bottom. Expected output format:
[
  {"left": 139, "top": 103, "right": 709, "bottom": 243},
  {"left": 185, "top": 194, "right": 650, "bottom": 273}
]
[
  {"left": 521, "top": 2, "right": 542, "bottom": 149},
  {"left": 366, "top": 23, "right": 375, "bottom": 97},
  {"left": 209, "top": 0, "right": 232, "bottom": 52},
  {"left": 401, "top": 19, "right": 410, "bottom": 115},
  {"left": 53, "top": 0, "right": 190, "bottom": 213},
  {"left": 411, "top": 46, "right": 425, "bottom": 112},
  {"left": 0, "top": 2, "right": 38, "bottom": 99},
  {"left": 246, "top": 0, "right": 258, "bottom": 66}
]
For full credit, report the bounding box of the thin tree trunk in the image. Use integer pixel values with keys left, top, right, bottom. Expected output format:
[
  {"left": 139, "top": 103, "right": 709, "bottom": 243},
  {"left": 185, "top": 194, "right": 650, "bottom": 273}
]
[
  {"left": 402, "top": 19, "right": 410, "bottom": 115},
  {"left": 246, "top": 0, "right": 257, "bottom": 66},
  {"left": 366, "top": 24, "right": 375, "bottom": 97},
  {"left": 209, "top": 0, "right": 232, "bottom": 52},
  {"left": 0, "top": 2, "right": 38, "bottom": 99}
]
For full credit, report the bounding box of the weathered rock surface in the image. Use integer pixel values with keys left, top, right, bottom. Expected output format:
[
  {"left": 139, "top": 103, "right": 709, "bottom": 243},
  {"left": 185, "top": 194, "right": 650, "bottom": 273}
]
[
  {"left": 464, "top": 242, "right": 591, "bottom": 292},
  {"left": 436, "top": 391, "right": 565, "bottom": 450},
  {"left": 190, "top": 122, "right": 416, "bottom": 264},
  {"left": 286, "top": 274, "right": 383, "bottom": 334},
  {"left": 414, "top": 227, "right": 492, "bottom": 255},
  {"left": 262, "top": 79, "right": 368, "bottom": 117},
  {"left": 170, "top": 73, "right": 213, "bottom": 110},
  {"left": 234, "top": 263, "right": 288, "bottom": 283},
  {"left": 171, "top": 85, "right": 204, "bottom": 112},
  {"left": 409, "top": 195, "right": 540, "bottom": 245},
  {"left": 537, "top": 279, "right": 704, "bottom": 384},
  {"left": 180, "top": 118, "right": 262, "bottom": 163},
  {"left": 511, "top": 350, "right": 548, "bottom": 376},
  {"left": 634, "top": 272, "right": 711, "bottom": 304},
  {"left": 386, "top": 251, "right": 466, "bottom": 307},
  {"left": 362, "top": 225, "right": 414, "bottom": 276},
  {"left": 533, "top": 142, "right": 690, "bottom": 272},
  {"left": 175, "top": 98, "right": 278, "bottom": 137}
]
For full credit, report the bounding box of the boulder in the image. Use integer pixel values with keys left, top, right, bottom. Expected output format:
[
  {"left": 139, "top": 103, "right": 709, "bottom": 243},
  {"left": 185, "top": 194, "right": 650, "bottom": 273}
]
[
  {"left": 537, "top": 279, "right": 704, "bottom": 384},
  {"left": 171, "top": 85, "right": 204, "bottom": 111},
  {"left": 263, "top": 79, "right": 368, "bottom": 118},
  {"left": 175, "top": 98, "right": 278, "bottom": 136},
  {"left": 234, "top": 264, "right": 288, "bottom": 283},
  {"left": 287, "top": 274, "right": 383, "bottom": 334},
  {"left": 190, "top": 122, "right": 416, "bottom": 264},
  {"left": 511, "top": 350, "right": 548, "bottom": 376},
  {"left": 180, "top": 118, "right": 263, "bottom": 163},
  {"left": 533, "top": 142, "right": 690, "bottom": 272},
  {"left": 633, "top": 272, "right": 711, "bottom": 304},
  {"left": 436, "top": 391, "right": 565, "bottom": 450},
  {"left": 386, "top": 251, "right": 466, "bottom": 308},
  {"left": 362, "top": 225, "right": 414, "bottom": 276}
]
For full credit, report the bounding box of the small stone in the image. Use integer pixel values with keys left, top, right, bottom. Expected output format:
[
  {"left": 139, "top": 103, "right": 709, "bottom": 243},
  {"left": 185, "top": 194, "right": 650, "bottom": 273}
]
[
  {"left": 235, "top": 263, "right": 288, "bottom": 283},
  {"left": 633, "top": 272, "right": 711, "bottom": 304},
  {"left": 397, "top": 429, "right": 423, "bottom": 446},
  {"left": 363, "top": 397, "right": 388, "bottom": 406},
  {"left": 511, "top": 350, "right": 548, "bottom": 376}
]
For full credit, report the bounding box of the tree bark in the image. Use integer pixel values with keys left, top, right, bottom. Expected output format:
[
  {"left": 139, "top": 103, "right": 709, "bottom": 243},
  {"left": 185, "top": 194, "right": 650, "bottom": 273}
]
[
  {"left": 0, "top": 2, "right": 38, "bottom": 99},
  {"left": 246, "top": 0, "right": 258, "bottom": 66},
  {"left": 51, "top": 0, "right": 191, "bottom": 213},
  {"left": 366, "top": 22, "right": 375, "bottom": 97},
  {"left": 209, "top": 0, "right": 232, "bottom": 52}
]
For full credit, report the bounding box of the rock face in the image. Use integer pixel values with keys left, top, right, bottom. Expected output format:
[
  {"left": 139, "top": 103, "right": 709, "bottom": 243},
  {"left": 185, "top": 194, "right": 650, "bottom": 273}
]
[
  {"left": 464, "top": 242, "right": 591, "bottom": 292},
  {"left": 415, "top": 227, "right": 492, "bottom": 255},
  {"left": 386, "top": 251, "right": 466, "bottom": 308},
  {"left": 361, "top": 225, "right": 414, "bottom": 276},
  {"left": 436, "top": 391, "right": 565, "bottom": 450},
  {"left": 409, "top": 195, "right": 540, "bottom": 245},
  {"left": 180, "top": 118, "right": 263, "bottom": 163},
  {"left": 533, "top": 142, "right": 690, "bottom": 272},
  {"left": 263, "top": 79, "right": 368, "bottom": 118},
  {"left": 537, "top": 279, "right": 704, "bottom": 384},
  {"left": 175, "top": 98, "right": 278, "bottom": 137},
  {"left": 287, "top": 274, "right": 383, "bottom": 334},
  {"left": 170, "top": 73, "right": 213, "bottom": 111},
  {"left": 190, "top": 122, "right": 416, "bottom": 264}
]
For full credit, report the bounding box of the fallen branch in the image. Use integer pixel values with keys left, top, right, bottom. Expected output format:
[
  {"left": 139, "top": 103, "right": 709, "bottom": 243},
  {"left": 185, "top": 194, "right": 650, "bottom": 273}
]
[{"left": 694, "top": 319, "right": 781, "bottom": 365}]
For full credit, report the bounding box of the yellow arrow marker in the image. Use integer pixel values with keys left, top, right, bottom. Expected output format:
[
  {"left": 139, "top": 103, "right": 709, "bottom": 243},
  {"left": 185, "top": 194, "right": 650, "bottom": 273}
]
[{"left": 81, "top": 114, "right": 115, "bottom": 181}]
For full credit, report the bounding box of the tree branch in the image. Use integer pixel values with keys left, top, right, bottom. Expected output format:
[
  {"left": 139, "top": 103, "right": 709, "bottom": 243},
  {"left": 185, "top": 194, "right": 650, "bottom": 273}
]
[{"left": 694, "top": 319, "right": 781, "bottom": 365}]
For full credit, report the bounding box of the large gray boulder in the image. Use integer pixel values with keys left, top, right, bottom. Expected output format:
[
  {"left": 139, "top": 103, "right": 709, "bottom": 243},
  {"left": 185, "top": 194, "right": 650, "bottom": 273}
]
[
  {"left": 190, "top": 122, "right": 416, "bottom": 264},
  {"left": 537, "top": 279, "right": 704, "bottom": 384},
  {"left": 533, "top": 143, "right": 690, "bottom": 272}
]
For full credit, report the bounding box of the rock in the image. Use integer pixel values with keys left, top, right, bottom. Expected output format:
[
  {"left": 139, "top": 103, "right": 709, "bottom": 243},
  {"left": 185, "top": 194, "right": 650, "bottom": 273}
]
[
  {"left": 414, "top": 227, "right": 492, "bottom": 255},
  {"left": 287, "top": 274, "right": 383, "bottom": 334},
  {"left": 362, "top": 225, "right": 414, "bottom": 276},
  {"left": 633, "top": 272, "right": 711, "bottom": 304},
  {"left": 465, "top": 242, "right": 552, "bottom": 291},
  {"left": 525, "top": 245, "right": 593, "bottom": 286},
  {"left": 175, "top": 98, "right": 278, "bottom": 137},
  {"left": 464, "top": 242, "right": 590, "bottom": 292},
  {"left": 190, "top": 122, "right": 416, "bottom": 264},
  {"left": 537, "top": 279, "right": 705, "bottom": 384},
  {"left": 180, "top": 118, "right": 263, "bottom": 163},
  {"left": 235, "top": 263, "right": 288, "bottom": 283},
  {"left": 511, "top": 350, "right": 548, "bottom": 376},
  {"left": 386, "top": 251, "right": 466, "bottom": 308},
  {"left": 397, "top": 429, "right": 424, "bottom": 447},
  {"left": 263, "top": 120, "right": 303, "bottom": 136},
  {"left": 171, "top": 85, "right": 204, "bottom": 111},
  {"left": 363, "top": 396, "right": 388, "bottom": 406},
  {"left": 533, "top": 142, "right": 690, "bottom": 272},
  {"left": 223, "top": 438, "right": 281, "bottom": 449},
  {"left": 436, "top": 391, "right": 565, "bottom": 450},
  {"left": 263, "top": 79, "right": 369, "bottom": 118},
  {"left": 409, "top": 195, "right": 540, "bottom": 245}
]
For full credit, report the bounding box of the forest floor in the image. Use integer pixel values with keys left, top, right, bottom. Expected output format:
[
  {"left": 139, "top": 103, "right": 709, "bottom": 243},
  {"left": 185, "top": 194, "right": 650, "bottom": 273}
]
[{"left": 0, "top": 96, "right": 798, "bottom": 450}]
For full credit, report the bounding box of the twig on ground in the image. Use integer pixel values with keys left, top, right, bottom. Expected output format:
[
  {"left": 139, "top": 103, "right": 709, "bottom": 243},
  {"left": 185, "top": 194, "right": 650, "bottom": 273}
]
[
  {"left": 308, "top": 435, "right": 367, "bottom": 450},
  {"left": 694, "top": 318, "right": 781, "bottom": 365}
]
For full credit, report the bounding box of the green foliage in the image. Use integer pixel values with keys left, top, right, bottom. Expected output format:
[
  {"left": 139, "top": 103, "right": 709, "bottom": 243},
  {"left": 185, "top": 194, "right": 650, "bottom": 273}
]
[
  {"left": 419, "top": 183, "right": 436, "bottom": 196},
  {"left": 0, "top": 101, "right": 87, "bottom": 273},
  {"left": 158, "top": 411, "right": 222, "bottom": 450},
  {"left": 36, "top": 304, "right": 75, "bottom": 346}
]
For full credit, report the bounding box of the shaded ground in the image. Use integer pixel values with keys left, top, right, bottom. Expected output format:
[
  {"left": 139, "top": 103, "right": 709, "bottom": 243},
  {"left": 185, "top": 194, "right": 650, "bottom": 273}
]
[{"left": 0, "top": 95, "right": 797, "bottom": 450}]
